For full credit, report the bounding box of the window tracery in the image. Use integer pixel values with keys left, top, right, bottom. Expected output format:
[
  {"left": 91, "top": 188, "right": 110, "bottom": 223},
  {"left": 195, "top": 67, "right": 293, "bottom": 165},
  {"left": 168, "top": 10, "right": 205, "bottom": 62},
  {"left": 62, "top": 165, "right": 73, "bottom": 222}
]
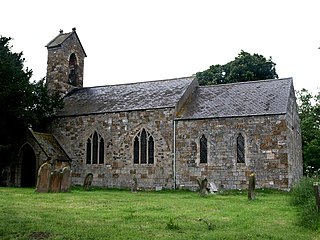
[{"left": 133, "top": 128, "right": 154, "bottom": 164}]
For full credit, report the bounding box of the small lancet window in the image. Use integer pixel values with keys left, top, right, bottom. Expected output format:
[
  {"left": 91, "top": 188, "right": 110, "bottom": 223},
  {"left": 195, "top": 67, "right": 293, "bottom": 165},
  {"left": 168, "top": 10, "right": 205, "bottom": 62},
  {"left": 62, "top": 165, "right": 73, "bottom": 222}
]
[
  {"left": 86, "top": 131, "right": 104, "bottom": 164},
  {"left": 133, "top": 136, "right": 139, "bottom": 164},
  {"left": 68, "top": 53, "right": 78, "bottom": 86},
  {"left": 133, "top": 128, "right": 154, "bottom": 165},
  {"left": 237, "top": 133, "right": 245, "bottom": 163},
  {"left": 200, "top": 135, "right": 208, "bottom": 163}
]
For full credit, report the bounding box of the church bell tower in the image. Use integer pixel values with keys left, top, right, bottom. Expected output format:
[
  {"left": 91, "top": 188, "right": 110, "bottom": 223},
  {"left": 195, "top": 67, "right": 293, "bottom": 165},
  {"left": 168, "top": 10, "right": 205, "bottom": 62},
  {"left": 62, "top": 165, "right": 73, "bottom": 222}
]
[{"left": 45, "top": 27, "right": 87, "bottom": 96}]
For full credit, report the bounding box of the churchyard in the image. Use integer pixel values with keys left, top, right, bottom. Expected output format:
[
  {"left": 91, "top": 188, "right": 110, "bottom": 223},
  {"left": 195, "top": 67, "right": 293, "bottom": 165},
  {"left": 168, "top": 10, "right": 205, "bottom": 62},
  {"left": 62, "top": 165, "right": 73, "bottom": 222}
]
[{"left": 0, "top": 187, "right": 319, "bottom": 239}]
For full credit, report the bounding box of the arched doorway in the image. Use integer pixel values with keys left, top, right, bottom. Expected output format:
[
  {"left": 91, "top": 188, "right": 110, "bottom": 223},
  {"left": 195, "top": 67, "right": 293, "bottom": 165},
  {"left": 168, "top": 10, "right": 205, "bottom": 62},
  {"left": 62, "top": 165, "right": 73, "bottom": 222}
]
[{"left": 20, "top": 144, "right": 37, "bottom": 187}]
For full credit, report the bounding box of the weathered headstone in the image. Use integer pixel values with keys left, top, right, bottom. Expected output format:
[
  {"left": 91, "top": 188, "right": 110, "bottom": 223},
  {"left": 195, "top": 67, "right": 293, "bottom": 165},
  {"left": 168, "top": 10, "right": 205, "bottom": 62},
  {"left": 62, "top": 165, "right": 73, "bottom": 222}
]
[
  {"left": 132, "top": 175, "right": 138, "bottom": 192},
  {"left": 83, "top": 173, "right": 93, "bottom": 191},
  {"left": 208, "top": 182, "right": 218, "bottom": 193},
  {"left": 248, "top": 173, "right": 256, "bottom": 200},
  {"left": 314, "top": 182, "right": 320, "bottom": 212},
  {"left": 50, "top": 170, "right": 62, "bottom": 193},
  {"left": 197, "top": 178, "right": 209, "bottom": 197},
  {"left": 36, "top": 162, "right": 52, "bottom": 193},
  {"left": 60, "top": 167, "right": 72, "bottom": 192}
]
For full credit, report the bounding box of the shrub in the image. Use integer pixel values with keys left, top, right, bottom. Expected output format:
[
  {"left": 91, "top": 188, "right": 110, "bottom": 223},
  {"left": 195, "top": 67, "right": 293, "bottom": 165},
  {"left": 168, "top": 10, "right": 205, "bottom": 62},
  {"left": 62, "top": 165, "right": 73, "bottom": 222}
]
[
  {"left": 291, "top": 176, "right": 320, "bottom": 230},
  {"left": 291, "top": 177, "right": 317, "bottom": 206}
]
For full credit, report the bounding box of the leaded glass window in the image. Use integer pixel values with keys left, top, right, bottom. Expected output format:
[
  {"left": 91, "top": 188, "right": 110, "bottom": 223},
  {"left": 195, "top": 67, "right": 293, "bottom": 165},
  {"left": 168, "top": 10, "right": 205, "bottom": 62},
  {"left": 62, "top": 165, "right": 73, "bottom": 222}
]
[
  {"left": 86, "top": 131, "right": 104, "bottom": 164},
  {"left": 133, "top": 128, "right": 154, "bottom": 165},
  {"left": 200, "top": 135, "right": 208, "bottom": 163},
  {"left": 237, "top": 133, "right": 245, "bottom": 163}
]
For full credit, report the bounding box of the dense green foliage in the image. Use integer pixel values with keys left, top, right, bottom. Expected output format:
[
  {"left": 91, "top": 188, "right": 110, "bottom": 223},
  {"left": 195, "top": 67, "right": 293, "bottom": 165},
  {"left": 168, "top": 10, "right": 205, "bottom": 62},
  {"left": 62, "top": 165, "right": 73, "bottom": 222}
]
[
  {"left": 296, "top": 89, "right": 320, "bottom": 171},
  {"left": 0, "top": 36, "right": 62, "bottom": 173},
  {"left": 196, "top": 50, "right": 278, "bottom": 86},
  {"left": 291, "top": 176, "right": 320, "bottom": 230},
  {"left": 0, "top": 188, "right": 319, "bottom": 239}
]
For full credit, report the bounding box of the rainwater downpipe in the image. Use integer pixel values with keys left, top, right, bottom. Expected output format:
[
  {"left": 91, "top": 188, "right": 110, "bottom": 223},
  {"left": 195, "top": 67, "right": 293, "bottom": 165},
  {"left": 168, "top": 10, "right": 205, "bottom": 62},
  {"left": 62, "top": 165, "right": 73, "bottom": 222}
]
[{"left": 173, "top": 119, "right": 177, "bottom": 189}]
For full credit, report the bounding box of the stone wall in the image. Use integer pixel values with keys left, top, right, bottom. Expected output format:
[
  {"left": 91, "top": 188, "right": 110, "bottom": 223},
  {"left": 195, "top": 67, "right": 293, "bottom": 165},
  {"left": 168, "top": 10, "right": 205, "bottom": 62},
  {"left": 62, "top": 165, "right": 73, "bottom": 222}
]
[
  {"left": 175, "top": 113, "right": 302, "bottom": 191},
  {"left": 285, "top": 85, "right": 303, "bottom": 186},
  {"left": 49, "top": 108, "right": 176, "bottom": 189},
  {"left": 48, "top": 98, "right": 302, "bottom": 191}
]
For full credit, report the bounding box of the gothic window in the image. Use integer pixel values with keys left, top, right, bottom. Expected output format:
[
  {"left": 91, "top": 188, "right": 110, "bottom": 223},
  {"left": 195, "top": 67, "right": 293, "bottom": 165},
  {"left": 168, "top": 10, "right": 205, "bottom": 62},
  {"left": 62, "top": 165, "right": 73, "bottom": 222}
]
[
  {"left": 237, "top": 133, "right": 245, "bottom": 163},
  {"left": 200, "top": 135, "right": 208, "bottom": 163},
  {"left": 68, "top": 53, "right": 78, "bottom": 86},
  {"left": 86, "top": 131, "right": 104, "bottom": 164},
  {"left": 133, "top": 128, "right": 154, "bottom": 165}
]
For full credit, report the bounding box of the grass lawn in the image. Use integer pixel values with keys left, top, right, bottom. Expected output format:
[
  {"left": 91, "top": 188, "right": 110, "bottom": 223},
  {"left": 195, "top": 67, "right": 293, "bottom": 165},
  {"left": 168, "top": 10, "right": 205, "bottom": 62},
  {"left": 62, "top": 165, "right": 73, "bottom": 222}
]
[{"left": 0, "top": 187, "right": 319, "bottom": 240}]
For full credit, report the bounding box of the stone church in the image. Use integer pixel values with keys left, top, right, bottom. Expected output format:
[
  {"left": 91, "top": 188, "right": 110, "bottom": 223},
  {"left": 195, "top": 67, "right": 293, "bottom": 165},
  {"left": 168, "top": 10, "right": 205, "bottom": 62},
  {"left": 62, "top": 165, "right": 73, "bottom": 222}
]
[{"left": 13, "top": 28, "right": 303, "bottom": 191}]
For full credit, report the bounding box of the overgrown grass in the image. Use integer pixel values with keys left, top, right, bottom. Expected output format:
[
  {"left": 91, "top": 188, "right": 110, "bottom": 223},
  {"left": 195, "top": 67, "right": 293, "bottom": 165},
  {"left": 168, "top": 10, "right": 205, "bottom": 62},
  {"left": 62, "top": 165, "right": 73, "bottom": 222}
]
[
  {"left": 0, "top": 187, "right": 319, "bottom": 239},
  {"left": 291, "top": 176, "right": 320, "bottom": 230}
]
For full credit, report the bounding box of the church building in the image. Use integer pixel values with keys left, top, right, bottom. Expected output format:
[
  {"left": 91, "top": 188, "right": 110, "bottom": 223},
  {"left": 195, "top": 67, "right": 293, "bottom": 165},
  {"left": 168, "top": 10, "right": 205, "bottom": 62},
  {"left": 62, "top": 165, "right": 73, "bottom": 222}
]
[{"left": 14, "top": 29, "right": 303, "bottom": 191}]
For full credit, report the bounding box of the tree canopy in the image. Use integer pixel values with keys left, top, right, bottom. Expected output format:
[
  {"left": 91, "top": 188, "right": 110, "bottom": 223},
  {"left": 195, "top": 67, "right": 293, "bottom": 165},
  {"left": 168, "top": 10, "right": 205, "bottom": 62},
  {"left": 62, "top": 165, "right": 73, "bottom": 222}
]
[
  {"left": 296, "top": 89, "right": 320, "bottom": 172},
  {"left": 196, "top": 50, "right": 278, "bottom": 85},
  {"left": 0, "top": 36, "right": 62, "bottom": 171}
]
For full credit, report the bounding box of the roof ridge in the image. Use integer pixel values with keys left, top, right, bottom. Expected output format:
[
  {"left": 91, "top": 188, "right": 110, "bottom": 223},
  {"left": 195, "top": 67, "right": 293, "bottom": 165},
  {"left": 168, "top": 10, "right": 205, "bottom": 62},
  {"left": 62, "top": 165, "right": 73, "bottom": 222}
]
[
  {"left": 197, "top": 77, "right": 292, "bottom": 89},
  {"left": 81, "top": 76, "right": 195, "bottom": 90}
]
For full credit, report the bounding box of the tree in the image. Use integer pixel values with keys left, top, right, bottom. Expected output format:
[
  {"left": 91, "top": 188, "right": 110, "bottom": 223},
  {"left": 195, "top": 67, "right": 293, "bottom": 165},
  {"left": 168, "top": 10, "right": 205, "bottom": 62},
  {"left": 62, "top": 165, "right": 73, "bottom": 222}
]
[
  {"left": 0, "top": 36, "right": 62, "bottom": 175},
  {"left": 196, "top": 50, "right": 278, "bottom": 85},
  {"left": 297, "top": 89, "right": 320, "bottom": 172}
]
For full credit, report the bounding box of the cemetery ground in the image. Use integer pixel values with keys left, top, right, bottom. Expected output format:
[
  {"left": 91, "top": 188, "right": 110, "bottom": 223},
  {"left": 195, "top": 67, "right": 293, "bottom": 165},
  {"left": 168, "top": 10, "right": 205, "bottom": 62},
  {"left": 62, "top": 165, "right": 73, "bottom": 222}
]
[{"left": 0, "top": 187, "right": 319, "bottom": 240}]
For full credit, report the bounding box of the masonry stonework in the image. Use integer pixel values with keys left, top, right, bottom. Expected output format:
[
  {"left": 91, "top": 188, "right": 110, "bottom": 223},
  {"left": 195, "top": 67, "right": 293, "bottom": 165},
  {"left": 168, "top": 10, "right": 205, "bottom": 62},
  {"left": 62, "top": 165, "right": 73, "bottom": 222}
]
[
  {"left": 49, "top": 108, "right": 176, "bottom": 189},
  {"left": 175, "top": 114, "right": 302, "bottom": 191}
]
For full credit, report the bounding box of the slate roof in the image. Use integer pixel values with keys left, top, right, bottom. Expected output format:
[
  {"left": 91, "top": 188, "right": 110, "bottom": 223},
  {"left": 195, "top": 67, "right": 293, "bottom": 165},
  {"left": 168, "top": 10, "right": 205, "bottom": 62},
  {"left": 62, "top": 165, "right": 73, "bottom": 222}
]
[
  {"left": 30, "top": 130, "right": 70, "bottom": 162},
  {"left": 177, "top": 78, "right": 293, "bottom": 120},
  {"left": 56, "top": 77, "right": 195, "bottom": 117}
]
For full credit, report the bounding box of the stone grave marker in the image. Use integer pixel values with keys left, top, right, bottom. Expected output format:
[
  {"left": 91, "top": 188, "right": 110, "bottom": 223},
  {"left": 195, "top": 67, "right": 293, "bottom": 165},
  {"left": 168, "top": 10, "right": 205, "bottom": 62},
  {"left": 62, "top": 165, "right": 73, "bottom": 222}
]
[
  {"left": 50, "top": 170, "right": 62, "bottom": 192},
  {"left": 248, "top": 173, "right": 256, "bottom": 200},
  {"left": 132, "top": 175, "right": 138, "bottom": 192},
  {"left": 60, "top": 167, "right": 72, "bottom": 192},
  {"left": 83, "top": 173, "right": 93, "bottom": 190},
  {"left": 197, "top": 178, "right": 209, "bottom": 197},
  {"left": 36, "top": 162, "right": 52, "bottom": 193}
]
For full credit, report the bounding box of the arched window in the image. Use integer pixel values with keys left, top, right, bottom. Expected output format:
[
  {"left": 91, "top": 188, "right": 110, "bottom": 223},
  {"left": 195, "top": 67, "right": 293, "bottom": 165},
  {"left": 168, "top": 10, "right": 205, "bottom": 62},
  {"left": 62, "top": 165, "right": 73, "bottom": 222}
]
[
  {"left": 133, "top": 128, "right": 154, "bottom": 165},
  {"left": 200, "top": 135, "right": 208, "bottom": 163},
  {"left": 237, "top": 133, "right": 245, "bottom": 163},
  {"left": 68, "top": 53, "right": 78, "bottom": 86},
  {"left": 86, "top": 131, "right": 104, "bottom": 164}
]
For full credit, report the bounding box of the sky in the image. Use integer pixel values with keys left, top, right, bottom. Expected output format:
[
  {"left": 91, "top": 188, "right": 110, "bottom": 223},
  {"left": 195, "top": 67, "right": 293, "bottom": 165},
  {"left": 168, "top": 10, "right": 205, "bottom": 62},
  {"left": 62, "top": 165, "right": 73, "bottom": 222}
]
[{"left": 2, "top": 0, "right": 320, "bottom": 93}]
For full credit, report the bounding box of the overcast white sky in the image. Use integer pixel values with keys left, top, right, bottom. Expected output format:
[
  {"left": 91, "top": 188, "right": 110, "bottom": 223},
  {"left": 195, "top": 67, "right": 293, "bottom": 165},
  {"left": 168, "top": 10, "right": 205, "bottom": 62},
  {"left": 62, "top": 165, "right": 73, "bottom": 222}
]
[{"left": 2, "top": 0, "right": 320, "bottom": 93}]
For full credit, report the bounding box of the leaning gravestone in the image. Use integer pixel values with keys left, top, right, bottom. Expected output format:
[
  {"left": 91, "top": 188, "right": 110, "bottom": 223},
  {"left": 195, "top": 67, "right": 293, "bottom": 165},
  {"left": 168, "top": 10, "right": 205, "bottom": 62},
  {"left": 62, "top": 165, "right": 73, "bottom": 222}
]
[
  {"left": 83, "top": 173, "right": 93, "bottom": 191},
  {"left": 60, "top": 167, "right": 72, "bottom": 192},
  {"left": 50, "top": 170, "right": 62, "bottom": 192},
  {"left": 197, "top": 178, "right": 209, "bottom": 197},
  {"left": 36, "top": 162, "right": 52, "bottom": 193}
]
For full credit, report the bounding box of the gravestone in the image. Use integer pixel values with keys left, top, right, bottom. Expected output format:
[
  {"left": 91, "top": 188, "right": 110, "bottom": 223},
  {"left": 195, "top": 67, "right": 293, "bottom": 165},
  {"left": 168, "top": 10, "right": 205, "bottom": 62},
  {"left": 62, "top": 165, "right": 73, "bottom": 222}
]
[
  {"left": 248, "top": 173, "right": 256, "bottom": 200},
  {"left": 83, "top": 173, "right": 93, "bottom": 191},
  {"left": 36, "top": 162, "right": 52, "bottom": 193},
  {"left": 197, "top": 178, "right": 209, "bottom": 197},
  {"left": 208, "top": 182, "right": 218, "bottom": 193},
  {"left": 132, "top": 175, "right": 138, "bottom": 192},
  {"left": 60, "top": 167, "right": 72, "bottom": 192},
  {"left": 50, "top": 170, "right": 62, "bottom": 192}
]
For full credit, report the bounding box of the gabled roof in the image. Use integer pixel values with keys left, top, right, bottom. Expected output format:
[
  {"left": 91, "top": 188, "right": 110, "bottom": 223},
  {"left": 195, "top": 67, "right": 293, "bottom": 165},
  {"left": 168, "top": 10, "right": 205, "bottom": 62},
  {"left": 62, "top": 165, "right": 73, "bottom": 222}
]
[
  {"left": 177, "top": 78, "right": 293, "bottom": 120},
  {"left": 56, "top": 76, "right": 195, "bottom": 117},
  {"left": 45, "top": 29, "right": 87, "bottom": 57},
  {"left": 29, "top": 129, "right": 71, "bottom": 162}
]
